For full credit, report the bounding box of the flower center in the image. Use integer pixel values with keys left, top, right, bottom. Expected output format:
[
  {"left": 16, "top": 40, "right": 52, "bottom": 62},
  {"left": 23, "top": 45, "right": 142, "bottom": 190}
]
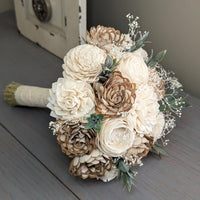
[{"left": 108, "top": 127, "right": 130, "bottom": 151}]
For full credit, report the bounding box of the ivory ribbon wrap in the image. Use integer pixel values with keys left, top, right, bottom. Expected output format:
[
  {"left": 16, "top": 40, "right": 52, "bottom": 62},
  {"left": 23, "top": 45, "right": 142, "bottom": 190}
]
[
  {"left": 4, "top": 82, "right": 50, "bottom": 108},
  {"left": 15, "top": 86, "right": 50, "bottom": 108}
]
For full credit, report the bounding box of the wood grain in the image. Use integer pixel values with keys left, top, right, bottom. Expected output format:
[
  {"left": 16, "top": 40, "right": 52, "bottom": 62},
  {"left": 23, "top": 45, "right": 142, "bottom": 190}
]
[
  {"left": 0, "top": 125, "right": 78, "bottom": 200},
  {"left": 0, "top": 11, "right": 200, "bottom": 200}
]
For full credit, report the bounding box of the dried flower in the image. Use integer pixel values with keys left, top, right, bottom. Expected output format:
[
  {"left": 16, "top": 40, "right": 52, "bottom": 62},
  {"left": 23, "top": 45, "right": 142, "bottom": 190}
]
[
  {"left": 94, "top": 71, "right": 136, "bottom": 117},
  {"left": 99, "top": 166, "right": 118, "bottom": 182},
  {"left": 126, "top": 13, "right": 140, "bottom": 39},
  {"left": 55, "top": 121, "right": 97, "bottom": 158},
  {"left": 69, "top": 149, "right": 114, "bottom": 179},
  {"left": 125, "top": 134, "right": 153, "bottom": 166},
  {"left": 86, "top": 25, "right": 132, "bottom": 51}
]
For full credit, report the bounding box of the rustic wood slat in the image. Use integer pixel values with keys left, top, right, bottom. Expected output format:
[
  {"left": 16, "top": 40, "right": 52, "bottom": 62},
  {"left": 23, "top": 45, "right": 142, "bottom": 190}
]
[
  {"left": 0, "top": 125, "right": 78, "bottom": 200},
  {"left": 0, "top": 11, "right": 200, "bottom": 200}
]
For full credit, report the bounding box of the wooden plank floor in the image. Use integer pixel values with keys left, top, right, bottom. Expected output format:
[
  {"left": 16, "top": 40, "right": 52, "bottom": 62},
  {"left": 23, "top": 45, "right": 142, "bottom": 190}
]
[
  {"left": 0, "top": 11, "right": 200, "bottom": 200},
  {"left": 0, "top": 125, "right": 78, "bottom": 200}
]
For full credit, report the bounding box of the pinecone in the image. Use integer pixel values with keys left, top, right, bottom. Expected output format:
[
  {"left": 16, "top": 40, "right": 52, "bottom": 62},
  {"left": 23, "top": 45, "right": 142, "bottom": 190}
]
[
  {"left": 125, "top": 134, "right": 153, "bottom": 166},
  {"left": 69, "top": 149, "right": 113, "bottom": 179},
  {"left": 94, "top": 71, "right": 136, "bottom": 117},
  {"left": 56, "top": 121, "right": 97, "bottom": 158},
  {"left": 86, "top": 25, "right": 132, "bottom": 50}
]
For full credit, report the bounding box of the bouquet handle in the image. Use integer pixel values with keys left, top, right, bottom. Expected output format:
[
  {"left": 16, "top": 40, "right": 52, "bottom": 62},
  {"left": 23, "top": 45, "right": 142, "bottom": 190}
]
[{"left": 4, "top": 82, "right": 49, "bottom": 108}]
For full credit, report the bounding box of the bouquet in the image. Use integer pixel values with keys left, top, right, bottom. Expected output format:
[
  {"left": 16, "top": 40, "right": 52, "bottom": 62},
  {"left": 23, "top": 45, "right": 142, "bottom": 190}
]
[{"left": 4, "top": 14, "right": 189, "bottom": 191}]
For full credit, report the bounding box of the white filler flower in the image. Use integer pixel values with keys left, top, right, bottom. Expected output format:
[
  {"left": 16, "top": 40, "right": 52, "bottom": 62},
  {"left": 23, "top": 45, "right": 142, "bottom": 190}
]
[
  {"left": 62, "top": 44, "right": 107, "bottom": 83},
  {"left": 97, "top": 117, "right": 135, "bottom": 157},
  {"left": 47, "top": 77, "right": 95, "bottom": 122}
]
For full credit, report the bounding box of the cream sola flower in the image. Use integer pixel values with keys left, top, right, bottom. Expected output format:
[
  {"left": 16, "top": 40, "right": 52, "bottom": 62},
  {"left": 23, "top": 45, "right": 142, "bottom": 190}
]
[
  {"left": 132, "top": 48, "right": 148, "bottom": 61},
  {"left": 116, "top": 52, "right": 149, "bottom": 86},
  {"left": 125, "top": 134, "right": 154, "bottom": 166},
  {"left": 62, "top": 44, "right": 107, "bottom": 83},
  {"left": 47, "top": 77, "right": 95, "bottom": 122},
  {"left": 125, "top": 113, "right": 165, "bottom": 166},
  {"left": 151, "top": 112, "right": 165, "bottom": 141},
  {"left": 96, "top": 117, "right": 136, "bottom": 157},
  {"left": 129, "top": 84, "right": 160, "bottom": 135}
]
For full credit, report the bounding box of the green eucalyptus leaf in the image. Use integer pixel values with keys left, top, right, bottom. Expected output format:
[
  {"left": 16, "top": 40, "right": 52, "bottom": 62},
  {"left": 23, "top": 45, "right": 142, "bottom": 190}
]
[
  {"left": 105, "top": 55, "right": 113, "bottom": 67},
  {"left": 154, "top": 50, "right": 167, "bottom": 63},
  {"left": 146, "top": 49, "right": 154, "bottom": 64},
  {"left": 117, "top": 169, "right": 122, "bottom": 180},
  {"left": 113, "top": 58, "right": 117, "bottom": 65},
  {"left": 118, "top": 160, "right": 129, "bottom": 173},
  {"left": 85, "top": 113, "right": 104, "bottom": 133},
  {"left": 147, "top": 50, "right": 167, "bottom": 67},
  {"left": 126, "top": 175, "right": 133, "bottom": 192},
  {"left": 115, "top": 158, "right": 135, "bottom": 192},
  {"left": 122, "top": 174, "right": 132, "bottom": 192},
  {"left": 182, "top": 101, "right": 191, "bottom": 107},
  {"left": 99, "top": 55, "right": 119, "bottom": 83},
  {"left": 128, "top": 31, "right": 150, "bottom": 52},
  {"left": 84, "top": 123, "right": 92, "bottom": 129},
  {"left": 159, "top": 86, "right": 190, "bottom": 113},
  {"left": 150, "top": 142, "right": 168, "bottom": 157}
]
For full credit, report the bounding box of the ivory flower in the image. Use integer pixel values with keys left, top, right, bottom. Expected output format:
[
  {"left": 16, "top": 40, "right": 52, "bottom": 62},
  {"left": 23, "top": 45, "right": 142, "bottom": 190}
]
[
  {"left": 97, "top": 117, "right": 135, "bottom": 157},
  {"left": 47, "top": 78, "right": 95, "bottom": 122},
  {"left": 151, "top": 112, "right": 165, "bottom": 141},
  {"left": 132, "top": 48, "right": 148, "bottom": 61},
  {"left": 125, "top": 134, "right": 153, "bottom": 166},
  {"left": 116, "top": 53, "right": 149, "bottom": 86},
  {"left": 62, "top": 44, "right": 106, "bottom": 83},
  {"left": 130, "top": 84, "right": 160, "bottom": 135}
]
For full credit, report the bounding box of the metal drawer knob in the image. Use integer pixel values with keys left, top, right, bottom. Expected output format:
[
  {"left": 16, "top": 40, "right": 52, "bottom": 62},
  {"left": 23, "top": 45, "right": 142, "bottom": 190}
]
[{"left": 32, "top": 0, "right": 52, "bottom": 22}]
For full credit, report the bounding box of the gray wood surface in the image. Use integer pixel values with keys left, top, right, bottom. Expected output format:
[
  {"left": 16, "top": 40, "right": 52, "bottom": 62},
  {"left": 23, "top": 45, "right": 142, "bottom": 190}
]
[
  {"left": 0, "top": 11, "right": 200, "bottom": 200},
  {"left": 0, "top": 125, "right": 78, "bottom": 200}
]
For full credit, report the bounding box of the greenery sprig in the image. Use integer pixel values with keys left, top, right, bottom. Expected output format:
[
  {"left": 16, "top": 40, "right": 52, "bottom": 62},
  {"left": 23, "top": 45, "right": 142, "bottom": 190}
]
[
  {"left": 115, "top": 158, "right": 136, "bottom": 192},
  {"left": 146, "top": 50, "right": 167, "bottom": 67},
  {"left": 98, "top": 55, "right": 119, "bottom": 83},
  {"left": 159, "top": 87, "right": 190, "bottom": 114},
  {"left": 127, "top": 31, "right": 150, "bottom": 52},
  {"left": 85, "top": 113, "right": 104, "bottom": 133},
  {"left": 150, "top": 141, "right": 168, "bottom": 158}
]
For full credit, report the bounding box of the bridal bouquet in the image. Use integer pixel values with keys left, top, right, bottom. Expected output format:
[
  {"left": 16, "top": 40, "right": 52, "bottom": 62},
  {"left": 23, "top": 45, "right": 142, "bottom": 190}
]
[{"left": 4, "top": 14, "right": 189, "bottom": 191}]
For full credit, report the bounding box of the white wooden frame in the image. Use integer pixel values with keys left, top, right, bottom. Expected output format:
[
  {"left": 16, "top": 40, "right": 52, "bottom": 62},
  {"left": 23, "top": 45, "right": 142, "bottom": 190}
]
[{"left": 14, "top": 0, "right": 86, "bottom": 58}]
